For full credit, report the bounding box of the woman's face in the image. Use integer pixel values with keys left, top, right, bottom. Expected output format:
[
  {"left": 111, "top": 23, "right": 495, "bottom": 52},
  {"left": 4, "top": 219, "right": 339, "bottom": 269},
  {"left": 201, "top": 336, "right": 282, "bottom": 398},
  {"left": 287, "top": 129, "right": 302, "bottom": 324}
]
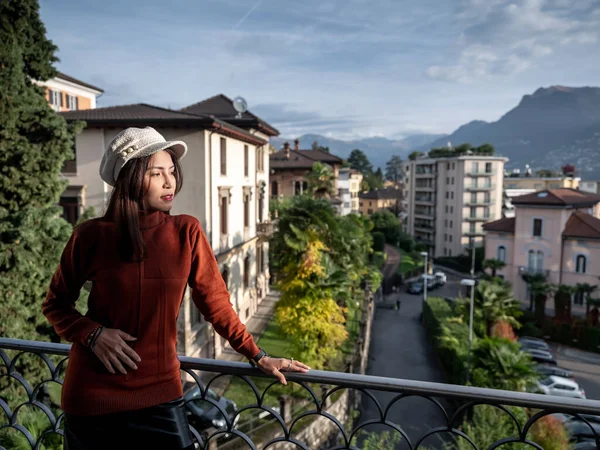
[{"left": 144, "top": 150, "right": 177, "bottom": 212}]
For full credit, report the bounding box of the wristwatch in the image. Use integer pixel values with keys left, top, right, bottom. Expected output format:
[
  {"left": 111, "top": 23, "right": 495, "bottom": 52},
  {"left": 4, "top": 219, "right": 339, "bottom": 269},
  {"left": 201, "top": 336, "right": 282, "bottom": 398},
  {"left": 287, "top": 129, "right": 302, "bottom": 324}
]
[{"left": 249, "top": 348, "right": 268, "bottom": 367}]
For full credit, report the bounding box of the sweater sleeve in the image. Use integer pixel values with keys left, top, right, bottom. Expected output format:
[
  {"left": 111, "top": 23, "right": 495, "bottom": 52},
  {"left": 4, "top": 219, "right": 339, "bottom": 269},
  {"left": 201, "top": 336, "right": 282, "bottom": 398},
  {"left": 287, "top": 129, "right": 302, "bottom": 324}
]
[
  {"left": 187, "top": 221, "right": 260, "bottom": 360},
  {"left": 42, "top": 228, "right": 101, "bottom": 345}
]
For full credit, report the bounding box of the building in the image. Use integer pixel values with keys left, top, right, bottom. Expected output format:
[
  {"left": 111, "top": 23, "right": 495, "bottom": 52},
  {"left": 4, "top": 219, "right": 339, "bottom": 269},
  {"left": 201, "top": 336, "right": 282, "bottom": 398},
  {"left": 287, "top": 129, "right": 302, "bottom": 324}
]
[
  {"left": 581, "top": 180, "right": 600, "bottom": 194},
  {"left": 404, "top": 155, "right": 507, "bottom": 258},
  {"left": 269, "top": 140, "right": 343, "bottom": 199},
  {"left": 483, "top": 188, "right": 600, "bottom": 306},
  {"left": 503, "top": 170, "right": 581, "bottom": 218},
  {"left": 358, "top": 188, "right": 403, "bottom": 216},
  {"left": 60, "top": 96, "right": 278, "bottom": 360},
  {"left": 36, "top": 71, "right": 104, "bottom": 112},
  {"left": 337, "top": 168, "right": 363, "bottom": 215}
]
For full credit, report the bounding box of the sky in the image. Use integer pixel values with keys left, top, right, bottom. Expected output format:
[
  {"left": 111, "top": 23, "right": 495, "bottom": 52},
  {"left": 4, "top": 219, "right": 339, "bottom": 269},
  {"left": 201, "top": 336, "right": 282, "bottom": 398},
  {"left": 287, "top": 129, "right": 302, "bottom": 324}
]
[{"left": 40, "top": 0, "right": 600, "bottom": 140}]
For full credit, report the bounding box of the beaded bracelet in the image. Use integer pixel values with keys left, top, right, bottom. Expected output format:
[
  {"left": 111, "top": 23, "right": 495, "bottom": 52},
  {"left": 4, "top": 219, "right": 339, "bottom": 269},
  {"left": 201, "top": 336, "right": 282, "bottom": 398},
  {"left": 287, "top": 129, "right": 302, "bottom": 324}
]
[
  {"left": 90, "top": 327, "right": 104, "bottom": 352},
  {"left": 85, "top": 326, "right": 102, "bottom": 348}
]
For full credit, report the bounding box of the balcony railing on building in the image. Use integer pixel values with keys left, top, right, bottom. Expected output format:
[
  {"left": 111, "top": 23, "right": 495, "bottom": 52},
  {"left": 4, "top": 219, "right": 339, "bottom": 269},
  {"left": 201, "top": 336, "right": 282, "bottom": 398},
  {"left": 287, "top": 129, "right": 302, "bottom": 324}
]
[
  {"left": 256, "top": 220, "right": 277, "bottom": 239},
  {"left": 469, "top": 169, "right": 495, "bottom": 177},
  {"left": 463, "top": 199, "right": 493, "bottom": 206},
  {"left": 463, "top": 230, "right": 486, "bottom": 237},
  {"left": 466, "top": 183, "right": 494, "bottom": 191},
  {"left": 2, "top": 338, "right": 600, "bottom": 450},
  {"left": 465, "top": 215, "right": 492, "bottom": 222}
]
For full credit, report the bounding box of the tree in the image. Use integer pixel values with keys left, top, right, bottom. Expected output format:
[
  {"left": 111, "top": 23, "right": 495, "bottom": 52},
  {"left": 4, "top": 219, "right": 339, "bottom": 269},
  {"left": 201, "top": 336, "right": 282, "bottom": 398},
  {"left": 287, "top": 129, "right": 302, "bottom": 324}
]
[
  {"left": 364, "top": 167, "right": 385, "bottom": 191},
  {"left": 554, "top": 284, "right": 575, "bottom": 322},
  {"left": 561, "top": 164, "right": 576, "bottom": 176},
  {"left": 482, "top": 259, "right": 506, "bottom": 278},
  {"left": 531, "top": 281, "right": 554, "bottom": 323},
  {"left": 0, "top": 0, "right": 85, "bottom": 344},
  {"left": 408, "top": 151, "right": 424, "bottom": 161},
  {"left": 576, "top": 283, "right": 598, "bottom": 317},
  {"left": 311, "top": 140, "right": 330, "bottom": 153},
  {"left": 370, "top": 210, "right": 401, "bottom": 246},
  {"left": 346, "top": 149, "right": 372, "bottom": 174},
  {"left": 306, "top": 162, "right": 335, "bottom": 198},
  {"left": 385, "top": 155, "right": 404, "bottom": 185}
]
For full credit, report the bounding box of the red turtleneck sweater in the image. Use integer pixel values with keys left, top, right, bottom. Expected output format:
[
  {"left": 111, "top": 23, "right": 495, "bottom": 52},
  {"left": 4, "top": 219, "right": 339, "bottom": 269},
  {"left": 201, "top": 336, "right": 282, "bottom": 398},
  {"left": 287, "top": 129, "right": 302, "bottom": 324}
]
[{"left": 42, "top": 211, "right": 260, "bottom": 416}]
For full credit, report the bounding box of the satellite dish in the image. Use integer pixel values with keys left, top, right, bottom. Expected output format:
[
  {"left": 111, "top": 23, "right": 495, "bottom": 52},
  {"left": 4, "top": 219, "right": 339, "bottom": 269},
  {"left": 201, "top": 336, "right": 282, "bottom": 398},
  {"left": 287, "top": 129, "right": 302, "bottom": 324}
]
[{"left": 233, "top": 96, "right": 248, "bottom": 118}]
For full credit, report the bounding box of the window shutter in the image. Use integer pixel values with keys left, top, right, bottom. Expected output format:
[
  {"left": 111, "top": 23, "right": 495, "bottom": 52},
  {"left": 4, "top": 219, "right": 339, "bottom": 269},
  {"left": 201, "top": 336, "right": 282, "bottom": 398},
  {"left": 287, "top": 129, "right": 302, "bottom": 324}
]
[
  {"left": 60, "top": 92, "right": 64, "bottom": 107},
  {"left": 75, "top": 96, "right": 79, "bottom": 110}
]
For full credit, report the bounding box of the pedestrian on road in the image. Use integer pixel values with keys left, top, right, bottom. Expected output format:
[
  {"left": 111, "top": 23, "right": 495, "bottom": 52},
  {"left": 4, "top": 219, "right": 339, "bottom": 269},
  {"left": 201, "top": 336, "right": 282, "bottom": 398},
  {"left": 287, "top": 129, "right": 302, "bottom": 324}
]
[
  {"left": 396, "top": 298, "right": 402, "bottom": 311},
  {"left": 42, "top": 127, "right": 309, "bottom": 450}
]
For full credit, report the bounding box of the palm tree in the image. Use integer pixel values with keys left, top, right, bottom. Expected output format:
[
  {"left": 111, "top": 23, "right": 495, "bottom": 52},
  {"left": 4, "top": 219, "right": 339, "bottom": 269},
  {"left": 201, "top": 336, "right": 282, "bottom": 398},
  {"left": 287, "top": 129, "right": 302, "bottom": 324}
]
[
  {"left": 530, "top": 281, "right": 554, "bottom": 323},
  {"left": 471, "top": 337, "right": 539, "bottom": 392},
  {"left": 475, "top": 279, "right": 522, "bottom": 336},
  {"left": 483, "top": 259, "right": 506, "bottom": 278},
  {"left": 521, "top": 272, "right": 547, "bottom": 312},
  {"left": 306, "top": 162, "right": 336, "bottom": 198},
  {"left": 576, "top": 283, "right": 599, "bottom": 317},
  {"left": 553, "top": 284, "right": 575, "bottom": 322}
]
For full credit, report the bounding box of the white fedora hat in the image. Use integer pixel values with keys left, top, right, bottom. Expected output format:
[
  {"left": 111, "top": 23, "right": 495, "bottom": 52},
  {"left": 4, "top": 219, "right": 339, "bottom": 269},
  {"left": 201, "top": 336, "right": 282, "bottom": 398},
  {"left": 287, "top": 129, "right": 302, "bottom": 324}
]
[{"left": 99, "top": 126, "right": 187, "bottom": 186}]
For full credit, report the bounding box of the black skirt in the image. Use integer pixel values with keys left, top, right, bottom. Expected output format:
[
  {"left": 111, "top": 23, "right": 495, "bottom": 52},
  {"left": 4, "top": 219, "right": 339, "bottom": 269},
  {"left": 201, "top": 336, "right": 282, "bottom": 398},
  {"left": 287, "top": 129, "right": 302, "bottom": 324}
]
[{"left": 64, "top": 397, "right": 195, "bottom": 450}]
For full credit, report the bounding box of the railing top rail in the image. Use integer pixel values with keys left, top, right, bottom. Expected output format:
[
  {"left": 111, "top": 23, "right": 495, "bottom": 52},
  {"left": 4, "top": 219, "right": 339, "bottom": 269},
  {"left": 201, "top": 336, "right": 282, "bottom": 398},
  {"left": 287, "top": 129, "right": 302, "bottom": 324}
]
[{"left": 3, "top": 337, "right": 600, "bottom": 415}]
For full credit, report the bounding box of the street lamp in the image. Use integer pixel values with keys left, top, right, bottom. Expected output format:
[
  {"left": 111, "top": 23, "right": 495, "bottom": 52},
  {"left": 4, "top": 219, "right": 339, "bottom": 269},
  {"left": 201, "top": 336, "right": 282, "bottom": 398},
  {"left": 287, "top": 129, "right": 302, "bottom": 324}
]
[
  {"left": 461, "top": 278, "right": 476, "bottom": 385},
  {"left": 420, "top": 251, "right": 428, "bottom": 312}
]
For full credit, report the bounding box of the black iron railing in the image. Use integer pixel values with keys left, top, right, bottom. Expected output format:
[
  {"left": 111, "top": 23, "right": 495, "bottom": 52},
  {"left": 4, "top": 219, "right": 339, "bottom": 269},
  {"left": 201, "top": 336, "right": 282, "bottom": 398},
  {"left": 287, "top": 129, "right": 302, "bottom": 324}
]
[{"left": 2, "top": 338, "right": 600, "bottom": 450}]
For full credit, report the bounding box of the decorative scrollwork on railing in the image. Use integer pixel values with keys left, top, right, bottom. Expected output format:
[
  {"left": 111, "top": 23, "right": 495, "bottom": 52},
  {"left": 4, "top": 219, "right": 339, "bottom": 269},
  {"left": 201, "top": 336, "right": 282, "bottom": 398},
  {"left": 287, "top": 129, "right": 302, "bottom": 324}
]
[{"left": 2, "top": 338, "right": 600, "bottom": 450}]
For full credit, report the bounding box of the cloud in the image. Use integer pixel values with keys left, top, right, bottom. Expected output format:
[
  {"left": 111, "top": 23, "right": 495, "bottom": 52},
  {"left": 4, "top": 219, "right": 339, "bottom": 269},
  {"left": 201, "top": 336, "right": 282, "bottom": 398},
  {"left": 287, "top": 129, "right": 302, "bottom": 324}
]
[{"left": 427, "top": 0, "right": 600, "bottom": 83}]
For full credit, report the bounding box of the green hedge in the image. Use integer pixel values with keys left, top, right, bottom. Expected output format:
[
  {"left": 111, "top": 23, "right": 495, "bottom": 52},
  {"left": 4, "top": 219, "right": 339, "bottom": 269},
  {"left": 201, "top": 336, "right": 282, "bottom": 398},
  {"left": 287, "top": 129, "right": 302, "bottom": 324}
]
[{"left": 423, "top": 297, "right": 469, "bottom": 384}]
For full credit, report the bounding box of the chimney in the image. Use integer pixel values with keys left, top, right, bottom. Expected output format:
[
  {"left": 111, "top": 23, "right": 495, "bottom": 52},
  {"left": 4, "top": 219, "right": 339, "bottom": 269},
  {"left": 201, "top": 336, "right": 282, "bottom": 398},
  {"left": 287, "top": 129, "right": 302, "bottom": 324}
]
[
  {"left": 294, "top": 138, "right": 300, "bottom": 151},
  {"left": 283, "top": 142, "right": 291, "bottom": 159}
]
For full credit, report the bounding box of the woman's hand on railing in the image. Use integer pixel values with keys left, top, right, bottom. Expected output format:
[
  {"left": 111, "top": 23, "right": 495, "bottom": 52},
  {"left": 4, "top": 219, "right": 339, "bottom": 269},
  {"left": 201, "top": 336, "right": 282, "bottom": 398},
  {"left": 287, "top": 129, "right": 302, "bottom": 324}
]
[
  {"left": 91, "top": 328, "right": 142, "bottom": 374},
  {"left": 257, "top": 357, "right": 310, "bottom": 385}
]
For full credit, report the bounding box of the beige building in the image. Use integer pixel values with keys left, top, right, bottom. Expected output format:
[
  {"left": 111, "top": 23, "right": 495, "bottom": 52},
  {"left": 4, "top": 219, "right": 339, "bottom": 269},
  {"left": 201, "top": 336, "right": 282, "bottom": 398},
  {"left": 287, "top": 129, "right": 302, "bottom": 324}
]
[
  {"left": 483, "top": 189, "right": 600, "bottom": 306},
  {"left": 61, "top": 96, "right": 278, "bottom": 360},
  {"left": 358, "top": 188, "right": 403, "bottom": 216},
  {"left": 404, "top": 155, "right": 507, "bottom": 258},
  {"left": 337, "top": 168, "right": 363, "bottom": 215},
  {"left": 37, "top": 72, "right": 104, "bottom": 112},
  {"left": 581, "top": 180, "right": 600, "bottom": 194},
  {"left": 269, "top": 140, "right": 343, "bottom": 199}
]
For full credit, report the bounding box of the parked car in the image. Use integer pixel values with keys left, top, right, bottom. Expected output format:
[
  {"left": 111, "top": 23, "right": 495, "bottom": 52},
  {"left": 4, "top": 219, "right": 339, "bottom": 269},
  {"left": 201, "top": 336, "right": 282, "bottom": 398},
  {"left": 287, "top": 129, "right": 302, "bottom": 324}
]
[
  {"left": 535, "top": 364, "right": 574, "bottom": 380},
  {"left": 524, "top": 348, "right": 557, "bottom": 365},
  {"left": 421, "top": 274, "right": 437, "bottom": 290},
  {"left": 518, "top": 337, "right": 551, "bottom": 351},
  {"left": 563, "top": 416, "right": 600, "bottom": 443},
  {"left": 434, "top": 271, "right": 447, "bottom": 287},
  {"left": 535, "top": 375, "right": 586, "bottom": 399},
  {"left": 184, "top": 386, "right": 239, "bottom": 438},
  {"left": 406, "top": 281, "right": 424, "bottom": 295}
]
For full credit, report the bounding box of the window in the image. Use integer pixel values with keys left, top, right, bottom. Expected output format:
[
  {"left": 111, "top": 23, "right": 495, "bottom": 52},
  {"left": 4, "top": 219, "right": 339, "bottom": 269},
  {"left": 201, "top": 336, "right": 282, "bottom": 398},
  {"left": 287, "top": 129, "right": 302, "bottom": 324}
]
[
  {"left": 66, "top": 94, "right": 78, "bottom": 110},
  {"left": 271, "top": 181, "right": 278, "bottom": 197},
  {"left": 49, "top": 90, "right": 62, "bottom": 110},
  {"left": 470, "top": 223, "right": 476, "bottom": 233},
  {"left": 485, "top": 162, "right": 492, "bottom": 173},
  {"left": 257, "top": 147, "right": 264, "bottom": 172},
  {"left": 220, "top": 138, "right": 227, "bottom": 175},
  {"left": 576, "top": 255, "right": 587, "bottom": 273},
  {"left": 450, "top": 220, "right": 453, "bottom": 228},
  {"left": 528, "top": 250, "right": 535, "bottom": 270},
  {"left": 220, "top": 195, "right": 228, "bottom": 235},
  {"left": 470, "top": 207, "right": 476, "bottom": 218},
  {"left": 497, "top": 246, "right": 506, "bottom": 262},
  {"left": 574, "top": 290, "right": 585, "bottom": 305},
  {"left": 244, "top": 193, "right": 250, "bottom": 228},
  {"left": 450, "top": 206, "right": 454, "bottom": 214},
  {"left": 244, "top": 145, "right": 249, "bottom": 177},
  {"left": 447, "top": 163, "right": 450, "bottom": 170},
  {"left": 444, "top": 248, "right": 448, "bottom": 256},
  {"left": 449, "top": 235, "right": 453, "bottom": 242},
  {"left": 472, "top": 162, "right": 479, "bottom": 173},
  {"left": 471, "top": 192, "right": 477, "bottom": 203},
  {"left": 484, "top": 192, "right": 491, "bottom": 203},
  {"left": 446, "top": 192, "right": 449, "bottom": 199},
  {"left": 528, "top": 250, "right": 544, "bottom": 272},
  {"left": 59, "top": 196, "right": 80, "bottom": 225},
  {"left": 243, "top": 255, "right": 251, "bottom": 289},
  {"left": 484, "top": 207, "right": 490, "bottom": 218},
  {"left": 533, "top": 219, "right": 543, "bottom": 237},
  {"left": 444, "top": 219, "right": 448, "bottom": 227}
]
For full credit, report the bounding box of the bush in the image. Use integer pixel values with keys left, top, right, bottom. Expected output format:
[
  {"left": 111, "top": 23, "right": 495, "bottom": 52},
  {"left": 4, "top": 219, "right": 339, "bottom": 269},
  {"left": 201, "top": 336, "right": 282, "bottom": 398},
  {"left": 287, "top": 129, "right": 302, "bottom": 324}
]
[{"left": 434, "top": 247, "right": 484, "bottom": 274}]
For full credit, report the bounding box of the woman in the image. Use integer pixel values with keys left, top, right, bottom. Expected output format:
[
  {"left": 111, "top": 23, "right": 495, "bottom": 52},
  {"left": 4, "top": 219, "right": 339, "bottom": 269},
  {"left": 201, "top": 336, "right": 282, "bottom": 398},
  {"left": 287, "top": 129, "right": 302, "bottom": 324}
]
[{"left": 42, "top": 126, "right": 309, "bottom": 450}]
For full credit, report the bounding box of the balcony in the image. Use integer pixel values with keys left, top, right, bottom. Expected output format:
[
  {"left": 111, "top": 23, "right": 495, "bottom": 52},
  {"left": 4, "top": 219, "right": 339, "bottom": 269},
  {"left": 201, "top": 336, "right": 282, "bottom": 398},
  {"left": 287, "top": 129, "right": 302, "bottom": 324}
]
[
  {"left": 2, "top": 338, "right": 600, "bottom": 449},
  {"left": 415, "top": 184, "right": 436, "bottom": 191},
  {"left": 463, "top": 230, "right": 486, "bottom": 237},
  {"left": 414, "top": 212, "right": 435, "bottom": 220},
  {"left": 415, "top": 196, "right": 436, "bottom": 205},
  {"left": 414, "top": 224, "right": 435, "bottom": 233},
  {"left": 463, "top": 199, "right": 493, "bottom": 206},
  {"left": 468, "top": 169, "right": 495, "bottom": 177},
  {"left": 465, "top": 184, "right": 494, "bottom": 191},
  {"left": 415, "top": 171, "right": 437, "bottom": 178},
  {"left": 256, "top": 220, "right": 277, "bottom": 238},
  {"left": 465, "top": 215, "right": 492, "bottom": 222}
]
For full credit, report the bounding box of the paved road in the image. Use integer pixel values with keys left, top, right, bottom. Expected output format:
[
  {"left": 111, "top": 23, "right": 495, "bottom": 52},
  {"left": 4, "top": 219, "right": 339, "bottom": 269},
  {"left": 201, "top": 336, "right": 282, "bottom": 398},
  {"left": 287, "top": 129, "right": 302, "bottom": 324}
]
[
  {"left": 550, "top": 343, "right": 600, "bottom": 400},
  {"left": 359, "top": 276, "right": 463, "bottom": 449},
  {"left": 383, "top": 244, "right": 402, "bottom": 281}
]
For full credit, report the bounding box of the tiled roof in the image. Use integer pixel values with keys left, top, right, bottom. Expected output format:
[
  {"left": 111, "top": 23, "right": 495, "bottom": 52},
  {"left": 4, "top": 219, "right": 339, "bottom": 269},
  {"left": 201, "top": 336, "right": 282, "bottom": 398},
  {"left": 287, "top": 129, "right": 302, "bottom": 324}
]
[
  {"left": 482, "top": 217, "right": 515, "bottom": 233},
  {"left": 511, "top": 188, "right": 600, "bottom": 207},
  {"left": 359, "top": 188, "right": 402, "bottom": 200},
  {"left": 270, "top": 149, "right": 342, "bottom": 170},
  {"left": 60, "top": 103, "right": 267, "bottom": 146},
  {"left": 563, "top": 212, "right": 600, "bottom": 239},
  {"left": 181, "top": 94, "right": 279, "bottom": 136},
  {"left": 56, "top": 72, "right": 104, "bottom": 93},
  {"left": 297, "top": 149, "right": 344, "bottom": 164}
]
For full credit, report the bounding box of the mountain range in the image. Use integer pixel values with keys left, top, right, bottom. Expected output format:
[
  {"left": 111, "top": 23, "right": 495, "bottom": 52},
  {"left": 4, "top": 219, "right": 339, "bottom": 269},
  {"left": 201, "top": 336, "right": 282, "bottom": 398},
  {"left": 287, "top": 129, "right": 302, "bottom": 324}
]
[{"left": 271, "top": 86, "right": 600, "bottom": 180}]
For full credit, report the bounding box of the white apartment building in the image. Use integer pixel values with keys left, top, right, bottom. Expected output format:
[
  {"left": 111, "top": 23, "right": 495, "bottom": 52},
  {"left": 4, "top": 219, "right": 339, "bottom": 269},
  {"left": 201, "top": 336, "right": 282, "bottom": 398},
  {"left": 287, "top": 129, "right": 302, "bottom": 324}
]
[
  {"left": 404, "top": 155, "right": 507, "bottom": 258},
  {"left": 36, "top": 71, "right": 104, "bottom": 112},
  {"left": 337, "top": 168, "right": 363, "bottom": 215},
  {"left": 60, "top": 96, "right": 279, "bottom": 359}
]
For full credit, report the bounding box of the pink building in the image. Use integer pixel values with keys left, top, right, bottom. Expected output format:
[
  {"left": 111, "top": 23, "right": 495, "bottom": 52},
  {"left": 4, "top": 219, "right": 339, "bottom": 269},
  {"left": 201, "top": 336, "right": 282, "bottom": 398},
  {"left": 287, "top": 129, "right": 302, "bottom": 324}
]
[{"left": 483, "top": 189, "right": 600, "bottom": 307}]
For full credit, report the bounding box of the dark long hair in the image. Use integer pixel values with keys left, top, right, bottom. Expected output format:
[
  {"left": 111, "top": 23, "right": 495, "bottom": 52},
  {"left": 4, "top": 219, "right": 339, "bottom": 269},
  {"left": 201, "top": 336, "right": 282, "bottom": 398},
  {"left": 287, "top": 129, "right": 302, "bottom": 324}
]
[{"left": 104, "top": 148, "right": 184, "bottom": 261}]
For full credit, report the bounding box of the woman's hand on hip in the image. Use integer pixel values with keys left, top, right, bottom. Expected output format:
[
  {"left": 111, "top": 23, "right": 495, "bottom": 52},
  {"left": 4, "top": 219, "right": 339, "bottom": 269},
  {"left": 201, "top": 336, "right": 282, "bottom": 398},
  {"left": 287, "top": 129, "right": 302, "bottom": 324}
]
[
  {"left": 92, "top": 328, "right": 141, "bottom": 374},
  {"left": 256, "top": 357, "right": 310, "bottom": 385}
]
